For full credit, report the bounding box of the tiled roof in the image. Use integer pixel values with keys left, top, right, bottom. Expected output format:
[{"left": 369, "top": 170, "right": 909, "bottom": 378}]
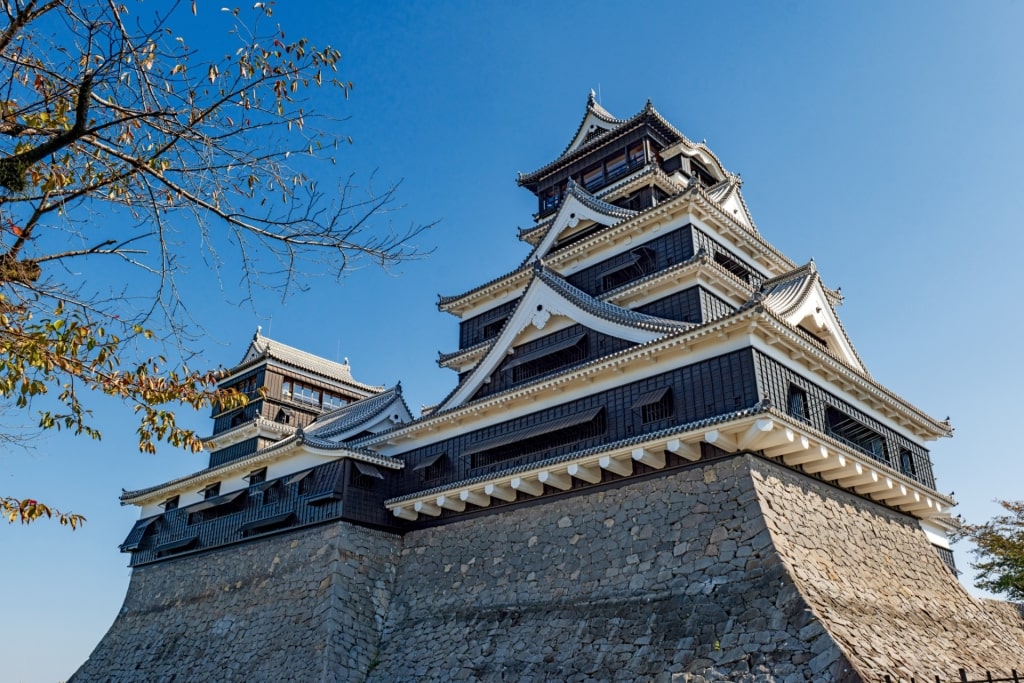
[
  {"left": 558, "top": 90, "right": 626, "bottom": 158},
  {"left": 534, "top": 263, "right": 693, "bottom": 334},
  {"left": 300, "top": 385, "right": 409, "bottom": 446},
  {"left": 240, "top": 330, "right": 384, "bottom": 393},
  {"left": 518, "top": 98, "right": 731, "bottom": 188}
]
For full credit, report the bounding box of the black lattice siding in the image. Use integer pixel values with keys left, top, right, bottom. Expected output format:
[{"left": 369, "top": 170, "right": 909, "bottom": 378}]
[
  {"left": 458, "top": 300, "right": 519, "bottom": 349},
  {"left": 690, "top": 226, "right": 767, "bottom": 290},
  {"left": 125, "top": 459, "right": 394, "bottom": 567},
  {"left": 399, "top": 348, "right": 759, "bottom": 497},
  {"left": 471, "top": 324, "right": 637, "bottom": 401},
  {"left": 700, "top": 288, "right": 735, "bottom": 321},
  {"left": 212, "top": 399, "right": 265, "bottom": 435},
  {"left": 752, "top": 351, "right": 936, "bottom": 489},
  {"left": 564, "top": 225, "right": 696, "bottom": 296},
  {"left": 933, "top": 545, "right": 958, "bottom": 575},
  {"left": 635, "top": 286, "right": 735, "bottom": 324},
  {"left": 208, "top": 438, "right": 260, "bottom": 467}
]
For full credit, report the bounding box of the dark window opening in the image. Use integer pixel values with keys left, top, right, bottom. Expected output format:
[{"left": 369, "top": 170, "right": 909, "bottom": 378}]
[
  {"left": 275, "top": 408, "right": 292, "bottom": 424},
  {"left": 661, "top": 155, "right": 682, "bottom": 174},
  {"left": 246, "top": 468, "right": 267, "bottom": 486},
  {"left": 825, "top": 408, "right": 888, "bottom": 462},
  {"left": 230, "top": 411, "right": 246, "bottom": 428},
  {"left": 161, "top": 496, "right": 179, "bottom": 511},
  {"left": 188, "top": 489, "right": 246, "bottom": 524},
  {"left": 601, "top": 247, "right": 657, "bottom": 291},
  {"left": 713, "top": 251, "right": 751, "bottom": 283},
  {"left": 413, "top": 453, "right": 446, "bottom": 483},
  {"left": 239, "top": 512, "right": 294, "bottom": 536},
  {"left": 262, "top": 480, "right": 283, "bottom": 505},
  {"left": 468, "top": 407, "right": 605, "bottom": 470},
  {"left": 506, "top": 334, "right": 589, "bottom": 384},
  {"left": 633, "top": 387, "right": 674, "bottom": 424},
  {"left": 482, "top": 316, "right": 508, "bottom": 340},
  {"left": 899, "top": 449, "right": 917, "bottom": 478},
  {"left": 155, "top": 536, "right": 198, "bottom": 557},
  {"left": 202, "top": 483, "right": 221, "bottom": 500},
  {"left": 690, "top": 158, "right": 717, "bottom": 186},
  {"left": 797, "top": 325, "right": 829, "bottom": 350},
  {"left": 349, "top": 461, "right": 383, "bottom": 491},
  {"left": 787, "top": 386, "right": 808, "bottom": 422}
]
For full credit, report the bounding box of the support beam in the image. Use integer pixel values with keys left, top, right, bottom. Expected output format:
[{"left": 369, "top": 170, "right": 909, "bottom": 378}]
[
  {"left": 632, "top": 447, "right": 665, "bottom": 469},
  {"left": 413, "top": 500, "right": 441, "bottom": 517},
  {"left": 783, "top": 444, "right": 829, "bottom": 467},
  {"left": 705, "top": 429, "right": 738, "bottom": 452},
  {"left": 882, "top": 488, "right": 921, "bottom": 506},
  {"left": 393, "top": 507, "right": 417, "bottom": 521},
  {"left": 459, "top": 489, "right": 490, "bottom": 507},
  {"left": 837, "top": 469, "right": 878, "bottom": 488},
  {"left": 666, "top": 439, "right": 701, "bottom": 461},
  {"left": 871, "top": 484, "right": 910, "bottom": 503},
  {"left": 484, "top": 482, "right": 516, "bottom": 502},
  {"left": 511, "top": 477, "right": 543, "bottom": 497},
  {"left": 821, "top": 460, "right": 863, "bottom": 482},
  {"left": 898, "top": 497, "right": 935, "bottom": 513},
  {"left": 855, "top": 477, "right": 894, "bottom": 495},
  {"left": 802, "top": 453, "right": 847, "bottom": 474},
  {"left": 736, "top": 419, "right": 777, "bottom": 450},
  {"left": 568, "top": 462, "right": 602, "bottom": 484},
  {"left": 436, "top": 495, "right": 465, "bottom": 512},
  {"left": 764, "top": 434, "right": 809, "bottom": 459},
  {"left": 600, "top": 455, "right": 632, "bottom": 477},
  {"left": 538, "top": 470, "right": 572, "bottom": 491}
]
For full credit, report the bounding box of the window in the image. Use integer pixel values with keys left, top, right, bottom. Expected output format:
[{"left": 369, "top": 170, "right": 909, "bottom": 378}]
[
  {"left": 787, "top": 386, "right": 808, "bottom": 421},
  {"left": 505, "top": 334, "right": 589, "bottom": 384},
  {"left": 467, "top": 407, "right": 605, "bottom": 470},
  {"left": 202, "top": 482, "right": 221, "bottom": 500},
  {"left": 713, "top": 251, "right": 751, "bottom": 283},
  {"left": 237, "top": 376, "right": 259, "bottom": 397},
  {"left": 633, "top": 387, "right": 674, "bottom": 424},
  {"left": 230, "top": 411, "right": 246, "bottom": 428},
  {"left": 322, "top": 393, "right": 348, "bottom": 411},
  {"left": 482, "top": 316, "right": 508, "bottom": 340},
  {"left": 582, "top": 164, "right": 604, "bottom": 191},
  {"left": 413, "top": 453, "right": 446, "bottom": 482},
  {"left": 349, "top": 461, "right": 383, "bottom": 490},
  {"left": 605, "top": 152, "right": 628, "bottom": 181},
  {"left": 292, "top": 382, "right": 321, "bottom": 406},
  {"left": 825, "top": 408, "right": 888, "bottom": 462},
  {"left": 246, "top": 468, "right": 267, "bottom": 486},
  {"left": 627, "top": 142, "right": 645, "bottom": 168},
  {"left": 601, "top": 247, "right": 657, "bottom": 291},
  {"left": 690, "top": 158, "right": 716, "bottom": 185},
  {"left": 161, "top": 496, "right": 179, "bottom": 511},
  {"left": 899, "top": 449, "right": 917, "bottom": 478}
]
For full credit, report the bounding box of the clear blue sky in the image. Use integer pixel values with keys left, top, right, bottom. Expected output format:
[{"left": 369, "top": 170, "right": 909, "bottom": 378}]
[{"left": 4, "top": 2, "right": 1024, "bottom": 680}]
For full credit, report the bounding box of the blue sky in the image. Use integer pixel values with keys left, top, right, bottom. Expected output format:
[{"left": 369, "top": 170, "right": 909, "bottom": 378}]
[{"left": 4, "top": 2, "right": 1024, "bottom": 680}]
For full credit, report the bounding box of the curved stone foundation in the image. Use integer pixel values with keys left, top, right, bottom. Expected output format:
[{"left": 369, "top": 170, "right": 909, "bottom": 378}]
[{"left": 73, "top": 455, "right": 1024, "bottom": 682}]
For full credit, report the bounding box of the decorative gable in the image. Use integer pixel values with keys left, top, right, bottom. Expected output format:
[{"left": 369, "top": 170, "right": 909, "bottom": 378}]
[
  {"left": 438, "top": 263, "right": 690, "bottom": 411},
  {"left": 562, "top": 90, "right": 624, "bottom": 157},
  {"left": 525, "top": 180, "right": 638, "bottom": 262},
  {"left": 757, "top": 263, "right": 866, "bottom": 374}
]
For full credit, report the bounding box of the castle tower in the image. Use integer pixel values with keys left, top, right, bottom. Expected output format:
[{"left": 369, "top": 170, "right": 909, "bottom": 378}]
[{"left": 74, "top": 96, "right": 1024, "bottom": 683}]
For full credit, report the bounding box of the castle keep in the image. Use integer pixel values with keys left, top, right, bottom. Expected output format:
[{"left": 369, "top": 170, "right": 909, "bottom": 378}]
[{"left": 74, "top": 96, "right": 1024, "bottom": 682}]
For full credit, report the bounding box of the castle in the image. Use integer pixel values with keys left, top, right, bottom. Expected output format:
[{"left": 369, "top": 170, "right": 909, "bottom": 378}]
[{"left": 73, "top": 95, "right": 1024, "bottom": 682}]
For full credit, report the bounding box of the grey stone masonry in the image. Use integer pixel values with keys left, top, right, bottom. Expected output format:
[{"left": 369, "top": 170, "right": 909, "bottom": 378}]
[
  {"left": 71, "top": 522, "right": 401, "bottom": 683},
  {"left": 748, "top": 458, "right": 1024, "bottom": 679},
  {"left": 73, "top": 455, "right": 1024, "bottom": 682}
]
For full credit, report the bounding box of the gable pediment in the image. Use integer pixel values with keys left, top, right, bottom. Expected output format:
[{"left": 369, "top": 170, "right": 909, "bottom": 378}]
[
  {"left": 562, "top": 92, "right": 624, "bottom": 156},
  {"left": 438, "top": 265, "right": 689, "bottom": 411},
  {"left": 758, "top": 264, "right": 866, "bottom": 374},
  {"left": 526, "top": 181, "right": 637, "bottom": 262}
]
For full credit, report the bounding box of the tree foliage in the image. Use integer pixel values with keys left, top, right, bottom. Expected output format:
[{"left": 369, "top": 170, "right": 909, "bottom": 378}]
[
  {"left": 0, "top": 0, "right": 432, "bottom": 525},
  {"left": 958, "top": 500, "right": 1024, "bottom": 602}
]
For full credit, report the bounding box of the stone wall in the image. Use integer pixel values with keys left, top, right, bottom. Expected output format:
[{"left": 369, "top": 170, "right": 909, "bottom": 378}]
[
  {"left": 367, "top": 456, "right": 856, "bottom": 682},
  {"left": 71, "top": 522, "right": 401, "bottom": 683},
  {"left": 73, "top": 455, "right": 1024, "bottom": 682},
  {"left": 749, "top": 459, "right": 1024, "bottom": 680}
]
